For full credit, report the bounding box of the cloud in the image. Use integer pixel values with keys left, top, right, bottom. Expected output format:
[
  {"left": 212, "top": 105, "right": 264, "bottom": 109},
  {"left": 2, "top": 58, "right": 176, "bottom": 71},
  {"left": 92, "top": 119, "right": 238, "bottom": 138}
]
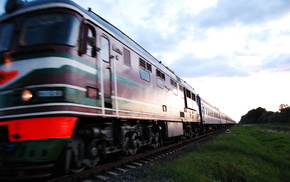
[
  {"left": 77, "top": 0, "right": 220, "bottom": 57},
  {"left": 197, "top": 0, "right": 290, "bottom": 28},
  {"left": 71, "top": 0, "right": 290, "bottom": 79},
  {"left": 261, "top": 53, "right": 290, "bottom": 72},
  {"left": 168, "top": 54, "right": 249, "bottom": 78}
]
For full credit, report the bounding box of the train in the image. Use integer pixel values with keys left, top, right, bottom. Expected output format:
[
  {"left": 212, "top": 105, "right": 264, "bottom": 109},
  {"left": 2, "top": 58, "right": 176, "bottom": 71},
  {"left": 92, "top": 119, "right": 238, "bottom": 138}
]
[{"left": 0, "top": 0, "right": 235, "bottom": 180}]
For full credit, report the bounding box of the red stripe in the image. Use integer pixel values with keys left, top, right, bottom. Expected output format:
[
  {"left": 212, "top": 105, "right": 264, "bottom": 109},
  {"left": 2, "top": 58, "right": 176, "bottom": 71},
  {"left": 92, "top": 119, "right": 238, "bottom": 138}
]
[
  {"left": 0, "top": 70, "right": 19, "bottom": 86},
  {"left": 0, "top": 117, "right": 77, "bottom": 141}
]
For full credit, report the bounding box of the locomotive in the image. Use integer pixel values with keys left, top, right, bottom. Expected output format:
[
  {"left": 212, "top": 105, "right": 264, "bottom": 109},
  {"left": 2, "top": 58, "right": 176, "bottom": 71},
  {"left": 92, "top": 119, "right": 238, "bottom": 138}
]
[{"left": 0, "top": 0, "right": 235, "bottom": 179}]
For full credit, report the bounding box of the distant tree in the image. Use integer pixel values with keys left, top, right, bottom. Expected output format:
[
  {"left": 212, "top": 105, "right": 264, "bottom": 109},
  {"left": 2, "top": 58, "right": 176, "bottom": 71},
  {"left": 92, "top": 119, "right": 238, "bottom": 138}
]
[
  {"left": 258, "top": 111, "right": 274, "bottom": 123},
  {"left": 268, "top": 112, "right": 280, "bottom": 123},
  {"left": 240, "top": 105, "right": 290, "bottom": 124},
  {"left": 240, "top": 115, "right": 247, "bottom": 124},
  {"left": 279, "top": 107, "right": 290, "bottom": 123},
  {"left": 240, "top": 107, "right": 267, "bottom": 124},
  {"left": 279, "top": 104, "right": 289, "bottom": 111},
  {"left": 268, "top": 113, "right": 280, "bottom": 123}
]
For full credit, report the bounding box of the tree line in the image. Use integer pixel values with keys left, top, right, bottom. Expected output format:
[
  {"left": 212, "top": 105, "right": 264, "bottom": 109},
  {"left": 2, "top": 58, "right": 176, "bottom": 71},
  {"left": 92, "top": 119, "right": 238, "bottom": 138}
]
[{"left": 239, "top": 104, "right": 290, "bottom": 124}]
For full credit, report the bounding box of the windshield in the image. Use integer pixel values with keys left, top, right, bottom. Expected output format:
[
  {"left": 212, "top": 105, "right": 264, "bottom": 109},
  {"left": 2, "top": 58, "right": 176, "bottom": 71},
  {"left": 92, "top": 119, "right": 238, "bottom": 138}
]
[
  {"left": 20, "top": 13, "right": 80, "bottom": 46},
  {"left": 0, "top": 23, "right": 13, "bottom": 52}
]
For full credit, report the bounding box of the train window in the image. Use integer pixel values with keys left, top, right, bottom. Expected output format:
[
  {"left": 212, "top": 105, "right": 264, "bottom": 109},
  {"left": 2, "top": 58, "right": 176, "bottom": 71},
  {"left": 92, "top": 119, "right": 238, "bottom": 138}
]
[
  {"left": 139, "top": 58, "right": 152, "bottom": 82},
  {"left": 179, "top": 85, "right": 184, "bottom": 91},
  {"left": 179, "top": 85, "right": 184, "bottom": 98},
  {"left": 140, "top": 69, "right": 150, "bottom": 82},
  {"left": 157, "top": 78, "right": 164, "bottom": 89},
  {"left": 170, "top": 79, "right": 178, "bottom": 95},
  {"left": 147, "top": 62, "right": 152, "bottom": 72},
  {"left": 101, "top": 36, "right": 110, "bottom": 62},
  {"left": 140, "top": 58, "right": 152, "bottom": 72},
  {"left": 156, "top": 69, "right": 165, "bottom": 80},
  {"left": 156, "top": 69, "right": 160, "bottom": 77},
  {"left": 123, "top": 47, "right": 131, "bottom": 67},
  {"left": 86, "top": 25, "right": 96, "bottom": 57},
  {"left": 20, "top": 13, "right": 80, "bottom": 46},
  {"left": 192, "top": 93, "right": 196, "bottom": 101},
  {"left": 139, "top": 58, "right": 146, "bottom": 69},
  {"left": 186, "top": 89, "right": 191, "bottom": 98},
  {"left": 170, "top": 79, "right": 177, "bottom": 88},
  {"left": 0, "top": 23, "right": 13, "bottom": 52}
]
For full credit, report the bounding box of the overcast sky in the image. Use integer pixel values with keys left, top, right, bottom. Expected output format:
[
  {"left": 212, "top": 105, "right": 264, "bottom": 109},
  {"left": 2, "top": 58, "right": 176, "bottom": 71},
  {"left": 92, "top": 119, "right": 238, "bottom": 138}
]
[{"left": 1, "top": 0, "right": 290, "bottom": 122}]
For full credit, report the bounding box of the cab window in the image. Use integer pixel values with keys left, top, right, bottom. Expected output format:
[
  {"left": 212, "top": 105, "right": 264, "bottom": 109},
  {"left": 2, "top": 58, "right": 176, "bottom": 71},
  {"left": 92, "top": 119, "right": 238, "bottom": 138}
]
[
  {"left": 101, "top": 36, "right": 110, "bottom": 62},
  {"left": 86, "top": 25, "right": 96, "bottom": 57},
  {"left": 20, "top": 13, "right": 80, "bottom": 46}
]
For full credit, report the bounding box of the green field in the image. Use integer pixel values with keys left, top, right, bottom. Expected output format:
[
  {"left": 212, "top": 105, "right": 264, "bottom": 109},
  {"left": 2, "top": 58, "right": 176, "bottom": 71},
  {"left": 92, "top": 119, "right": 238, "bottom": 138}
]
[{"left": 145, "top": 124, "right": 290, "bottom": 182}]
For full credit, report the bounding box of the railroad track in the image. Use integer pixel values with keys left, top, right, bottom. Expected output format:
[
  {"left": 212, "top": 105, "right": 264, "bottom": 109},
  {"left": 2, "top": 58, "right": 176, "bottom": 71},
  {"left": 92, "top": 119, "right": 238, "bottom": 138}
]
[{"left": 47, "top": 127, "right": 229, "bottom": 182}]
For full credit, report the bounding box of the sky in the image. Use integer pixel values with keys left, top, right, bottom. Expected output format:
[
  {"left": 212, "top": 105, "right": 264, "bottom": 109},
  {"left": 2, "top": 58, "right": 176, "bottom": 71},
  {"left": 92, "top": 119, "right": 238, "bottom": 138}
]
[{"left": 1, "top": 0, "right": 290, "bottom": 122}]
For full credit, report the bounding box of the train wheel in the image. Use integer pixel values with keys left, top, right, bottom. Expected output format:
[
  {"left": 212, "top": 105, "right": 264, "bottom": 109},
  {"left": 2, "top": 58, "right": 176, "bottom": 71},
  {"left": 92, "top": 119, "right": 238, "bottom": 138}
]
[
  {"left": 189, "top": 129, "right": 195, "bottom": 138},
  {"left": 185, "top": 124, "right": 195, "bottom": 139},
  {"left": 151, "top": 132, "right": 162, "bottom": 149},
  {"left": 70, "top": 137, "right": 86, "bottom": 173},
  {"left": 70, "top": 137, "right": 100, "bottom": 172},
  {"left": 82, "top": 139, "right": 100, "bottom": 168},
  {"left": 123, "top": 133, "right": 139, "bottom": 156}
]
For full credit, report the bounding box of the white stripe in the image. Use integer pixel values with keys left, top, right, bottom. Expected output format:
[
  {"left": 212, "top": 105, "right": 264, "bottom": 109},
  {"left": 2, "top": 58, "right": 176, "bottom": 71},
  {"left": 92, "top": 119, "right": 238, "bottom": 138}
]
[
  {"left": 113, "top": 96, "right": 160, "bottom": 109},
  {"left": 0, "top": 111, "right": 103, "bottom": 120},
  {"left": 26, "top": 84, "right": 86, "bottom": 91},
  {"left": 0, "top": 103, "right": 101, "bottom": 112},
  {"left": 1, "top": 109, "right": 178, "bottom": 121}
]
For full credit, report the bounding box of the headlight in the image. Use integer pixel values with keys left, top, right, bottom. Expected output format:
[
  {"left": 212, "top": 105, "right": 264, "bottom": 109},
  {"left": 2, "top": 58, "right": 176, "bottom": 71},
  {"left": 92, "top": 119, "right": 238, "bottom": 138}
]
[{"left": 22, "top": 90, "right": 33, "bottom": 101}]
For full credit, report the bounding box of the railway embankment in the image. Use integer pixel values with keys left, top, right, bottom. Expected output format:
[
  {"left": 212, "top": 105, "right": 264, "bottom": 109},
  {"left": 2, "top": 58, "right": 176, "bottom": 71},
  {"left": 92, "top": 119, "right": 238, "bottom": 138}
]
[{"left": 141, "top": 124, "right": 290, "bottom": 182}]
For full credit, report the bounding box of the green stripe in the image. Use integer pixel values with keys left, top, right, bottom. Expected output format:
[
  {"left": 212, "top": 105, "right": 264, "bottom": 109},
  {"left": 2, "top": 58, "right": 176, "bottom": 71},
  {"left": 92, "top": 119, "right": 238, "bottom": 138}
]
[
  {"left": 14, "top": 52, "right": 95, "bottom": 68},
  {"left": 117, "top": 76, "right": 144, "bottom": 89}
]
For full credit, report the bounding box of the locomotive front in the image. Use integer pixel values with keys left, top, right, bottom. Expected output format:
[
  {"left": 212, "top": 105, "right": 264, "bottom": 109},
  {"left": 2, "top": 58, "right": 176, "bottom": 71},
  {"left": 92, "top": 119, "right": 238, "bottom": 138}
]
[{"left": 0, "top": 0, "right": 98, "bottom": 179}]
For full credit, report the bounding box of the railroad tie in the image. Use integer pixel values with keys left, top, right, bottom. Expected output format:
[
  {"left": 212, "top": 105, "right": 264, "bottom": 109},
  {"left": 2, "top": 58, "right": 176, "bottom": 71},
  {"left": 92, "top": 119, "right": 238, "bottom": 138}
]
[
  {"left": 95, "top": 175, "right": 108, "bottom": 181},
  {"left": 106, "top": 171, "right": 120, "bottom": 177}
]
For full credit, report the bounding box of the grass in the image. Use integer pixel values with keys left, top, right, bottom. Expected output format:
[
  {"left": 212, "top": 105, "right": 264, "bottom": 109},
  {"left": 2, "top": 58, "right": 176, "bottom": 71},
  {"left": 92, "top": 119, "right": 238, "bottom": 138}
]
[{"left": 144, "top": 124, "right": 290, "bottom": 182}]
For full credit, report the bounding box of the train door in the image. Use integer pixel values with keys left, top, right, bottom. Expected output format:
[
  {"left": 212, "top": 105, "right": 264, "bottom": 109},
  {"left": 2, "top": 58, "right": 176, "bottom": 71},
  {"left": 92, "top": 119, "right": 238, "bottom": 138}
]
[
  {"left": 197, "top": 95, "right": 204, "bottom": 123},
  {"left": 100, "top": 35, "right": 112, "bottom": 108}
]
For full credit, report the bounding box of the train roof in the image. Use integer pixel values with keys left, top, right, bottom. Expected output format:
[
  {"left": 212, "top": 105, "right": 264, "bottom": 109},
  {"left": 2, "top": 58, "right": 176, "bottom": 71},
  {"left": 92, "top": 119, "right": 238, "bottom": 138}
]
[{"left": 0, "top": 0, "right": 195, "bottom": 93}]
